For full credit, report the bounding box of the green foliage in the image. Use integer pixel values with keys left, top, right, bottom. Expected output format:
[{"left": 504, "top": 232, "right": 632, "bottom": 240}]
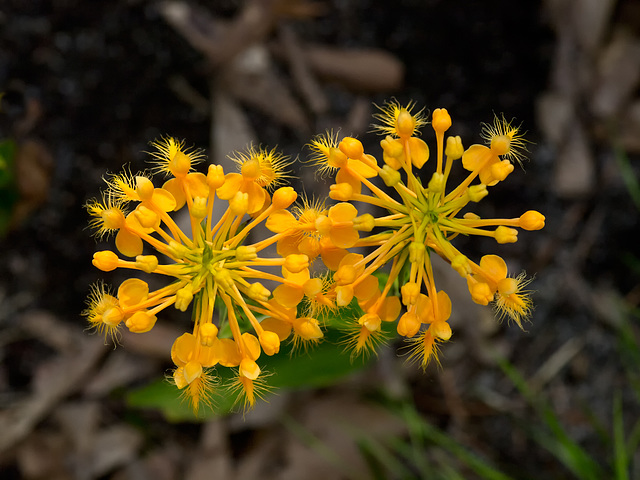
[
  {"left": 0, "top": 138, "right": 18, "bottom": 236},
  {"left": 127, "top": 326, "right": 373, "bottom": 422}
]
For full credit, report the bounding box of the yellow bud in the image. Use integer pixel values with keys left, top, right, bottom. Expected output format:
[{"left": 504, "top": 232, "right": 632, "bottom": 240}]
[
  {"left": 272, "top": 186, "right": 297, "bottom": 209},
  {"left": 379, "top": 164, "right": 401, "bottom": 186},
  {"left": 175, "top": 285, "right": 194, "bottom": 312},
  {"left": 451, "top": 255, "right": 471, "bottom": 277},
  {"left": 467, "top": 184, "right": 488, "bottom": 202},
  {"left": 93, "top": 250, "right": 120, "bottom": 271},
  {"left": 468, "top": 280, "right": 493, "bottom": 305},
  {"left": 135, "top": 255, "right": 158, "bottom": 273},
  {"left": 191, "top": 196, "right": 208, "bottom": 219},
  {"left": 199, "top": 323, "right": 219, "bottom": 347},
  {"left": 339, "top": 137, "right": 364, "bottom": 159},
  {"left": 230, "top": 191, "right": 249, "bottom": 216},
  {"left": 284, "top": 254, "right": 309, "bottom": 273},
  {"left": 519, "top": 210, "right": 545, "bottom": 230},
  {"left": 409, "top": 242, "right": 425, "bottom": 263},
  {"left": 432, "top": 108, "right": 452, "bottom": 134},
  {"left": 136, "top": 176, "right": 154, "bottom": 201},
  {"left": 248, "top": 282, "right": 271, "bottom": 302},
  {"left": 463, "top": 212, "right": 480, "bottom": 220},
  {"left": 214, "top": 268, "right": 234, "bottom": 290},
  {"left": 380, "top": 135, "right": 404, "bottom": 158},
  {"left": 125, "top": 310, "right": 157, "bottom": 333},
  {"left": 170, "top": 151, "right": 191, "bottom": 177},
  {"left": 259, "top": 331, "right": 280, "bottom": 356},
  {"left": 427, "top": 172, "right": 445, "bottom": 192},
  {"left": 135, "top": 205, "right": 159, "bottom": 228},
  {"left": 397, "top": 312, "right": 421, "bottom": 337},
  {"left": 495, "top": 226, "right": 518, "bottom": 244},
  {"left": 207, "top": 164, "right": 225, "bottom": 189},
  {"left": 490, "top": 160, "right": 514, "bottom": 183},
  {"left": 401, "top": 282, "right": 420, "bottom": 306},
  {"left": 236, "top": 246, "right": 257, "bottom": 262},
  {"left": 353, "top": 213, "right": 375, "bottom": 232},
  {"left": 168, "top": 240, "right": 189, "bottom": 259},
  {"left": 329, "top": 182, "right": 353, "bottom": 201},
  {"left": 382, "top": 150, "right": 403, "bottom": 170},
  {"left": 445, "top": 135, "right": 464, "bottom": 160},
  {"left": 396, "top": 109, "right": 416, "bottom": 137}
]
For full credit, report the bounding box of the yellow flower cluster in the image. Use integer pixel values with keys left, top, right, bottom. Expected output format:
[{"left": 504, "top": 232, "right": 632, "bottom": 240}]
[
  {"left": 309, "top": 101, "right": 544, "bottom": 367},
  {"left": 83, "top": 101, "right": 544, "bottom": 412}
]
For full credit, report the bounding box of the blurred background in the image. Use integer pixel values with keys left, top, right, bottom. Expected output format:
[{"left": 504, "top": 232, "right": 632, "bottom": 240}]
[{"left": 1, "top": 0, "right": 639, "bottom": 479}]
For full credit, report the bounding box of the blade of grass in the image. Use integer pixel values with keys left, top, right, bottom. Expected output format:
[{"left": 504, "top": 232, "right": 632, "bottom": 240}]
[
  {"left": 612, "top": 140, "right": 640, "bottom": 210},
  {"left": 497, "top": 356, "right": 604, "bottom": 480},
  {"left": 613, "top": 391, "right": 630, "bottom": 480},
  {"left": 281, "top": 413, "right": 360, "bottom": 480},
  {"left": 400, "top": 402, "right": 515, "bottom": 480},
  {"left": 356, "top": 435, "right": 418, "bottom": 480}
]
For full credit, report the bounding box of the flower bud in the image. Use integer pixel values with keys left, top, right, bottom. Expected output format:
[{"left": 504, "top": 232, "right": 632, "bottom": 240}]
[
  {"left": 495, "top": 226, "right": 518, "bottom": 244},
  {"left": 199, "top": 323, "right": 219, "bottom": 347},
  {"left": 432, "top": 108, "right": 452, "bottom": 134},
  {"left": 445, "top": 135, "right": 464, "bottom": 160},
  {"left": 353, "top": 214, "right": 375, "bottom": 232},
  {"left": 248, "top": 282, "right": 271, "bottom": 302},
  {"left": 339, "top": 137, "right": 364, "bottom": 159},
  {"left": 191, "top": 196, "right": 208, "bottom": 219},
  {"left": 236, "top": 246, "right": 257, "bottom": 261},
  {"left": 125, "top": 310, "right": 157, "bottom": 333},
  {"left": 401, "top": 282, "right": 420, "bottom": 306},
  {"left": 329, "top": 182, "right": 353, "bottom": 201},
  {"left": 259, "top": 331, "right": 280, "bottom": 356},
  {"left": 93, "top": 250, "right": 120, "bottom": 271},
  {"left": 135, "top": 255, "right": 158, "bottom": 273},
  {"left": 230, "top": 191, "right": 249, "bottom": 216},
  {"left": 519, "top": 210, "right": 545, "bottom": 230},
  {"left": 271, "top": 186, "right": 297, "bottom": 209},
  {"left": 397, "top": 312, "right": 421, "bottom": 337},
  {"left": 175, "top": 285, "right": 194, "bottom": 312},
  {"left": 467, "top": 184, "right": 488, "bottom": 202},
  {"left": 284, "top": 254, "right": 309, "bottom": 273},
  {"left": 207, "top": 164, "right": 225, "bottom": 189}
]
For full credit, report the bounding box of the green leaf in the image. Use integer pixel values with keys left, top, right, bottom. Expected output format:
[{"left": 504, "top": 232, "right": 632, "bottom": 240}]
[{"left": 126, "top": 325, "right": 374, "bottom": 421}]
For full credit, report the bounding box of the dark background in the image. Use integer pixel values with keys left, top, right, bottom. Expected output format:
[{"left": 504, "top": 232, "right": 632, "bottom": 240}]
[{"left": 1, "top": 1, "right": 639, "bottom": 478}]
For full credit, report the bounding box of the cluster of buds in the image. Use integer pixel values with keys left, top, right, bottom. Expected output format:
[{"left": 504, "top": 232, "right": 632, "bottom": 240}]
[{"left": 84, "top": 101, "right": 544, "bottom": 412}]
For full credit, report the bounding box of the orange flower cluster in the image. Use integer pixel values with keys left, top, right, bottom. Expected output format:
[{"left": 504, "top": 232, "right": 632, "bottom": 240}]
[{"left": 84, "top": 102, "right": 544, "bottom": 412}]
